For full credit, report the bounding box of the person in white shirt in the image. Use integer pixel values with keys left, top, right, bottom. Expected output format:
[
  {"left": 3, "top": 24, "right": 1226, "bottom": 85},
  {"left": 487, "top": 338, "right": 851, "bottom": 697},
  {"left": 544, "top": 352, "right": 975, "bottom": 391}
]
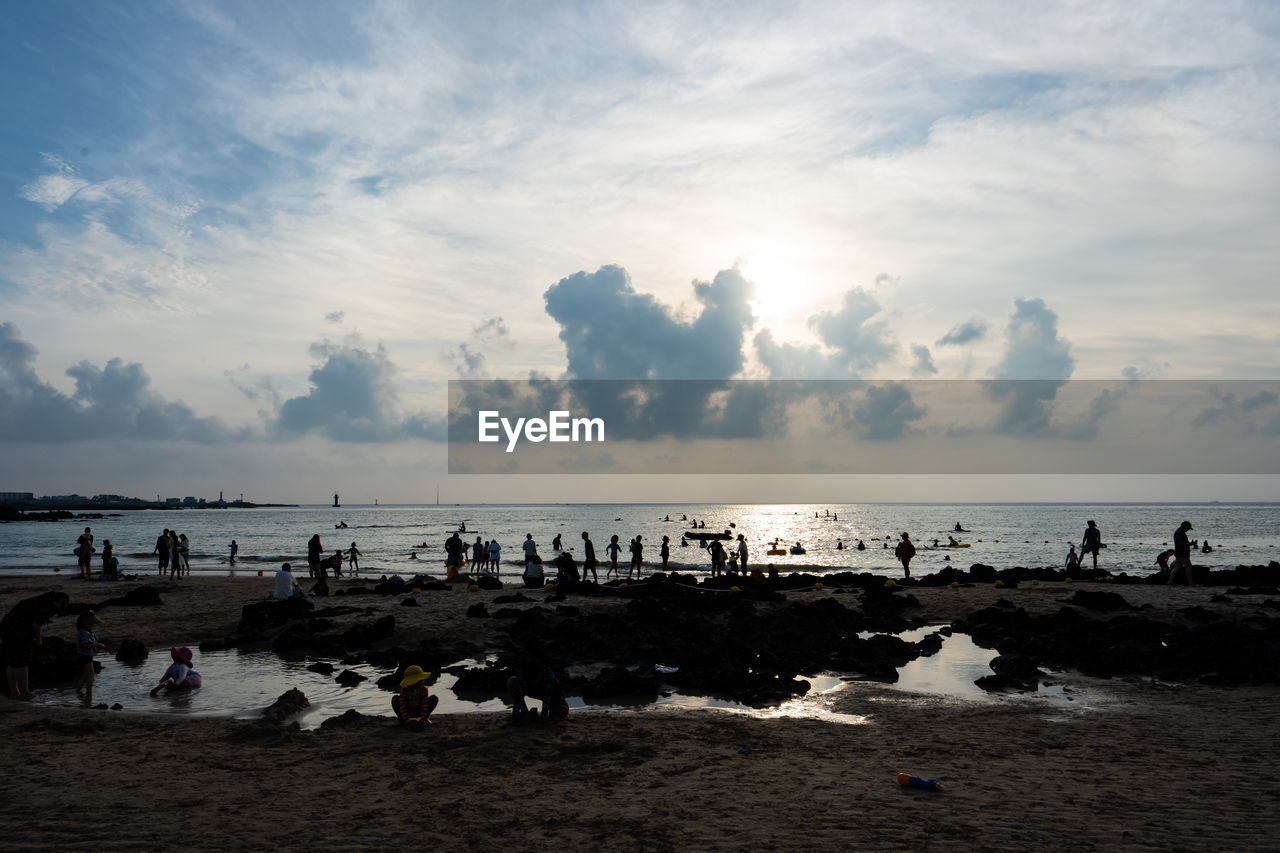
[{"left": 273, "top": 563, "right": 303, "bottom": 599}]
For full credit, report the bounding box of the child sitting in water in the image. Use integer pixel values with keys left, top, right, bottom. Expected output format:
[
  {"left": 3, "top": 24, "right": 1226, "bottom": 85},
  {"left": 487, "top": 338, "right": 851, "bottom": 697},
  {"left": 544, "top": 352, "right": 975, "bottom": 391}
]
[
  {"left": 392, "top": 665, "right": 439, "bottom": 731},
  {"left": 150, "top": 646, "right": 202, "bottom": 696},
  {"left": 1065, "top": 545, "right": 1080, "bottom": 570}
]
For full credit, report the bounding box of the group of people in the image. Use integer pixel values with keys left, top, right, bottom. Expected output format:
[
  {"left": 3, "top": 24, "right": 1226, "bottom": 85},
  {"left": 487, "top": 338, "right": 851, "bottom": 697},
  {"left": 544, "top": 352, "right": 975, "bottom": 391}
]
[
  {"left": 74, "top": 527, "right": 129, "bottom": 580},
  {"left": 152, "top": 529, "right": 192, "bottom": 578},
  {"left": 306, "top": 534, "right": 362, "bottom": 580},
  {"left": 2, "top": 590, "right": 201, "bottom": 705}
]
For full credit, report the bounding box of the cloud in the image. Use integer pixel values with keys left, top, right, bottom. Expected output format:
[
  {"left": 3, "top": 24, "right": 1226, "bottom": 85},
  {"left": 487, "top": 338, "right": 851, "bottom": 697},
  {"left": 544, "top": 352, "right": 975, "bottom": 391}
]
[
  {"left": 273, "top": 336, "right": 445, "bottom": 442},
  {"left": 909, "top": 344, "right": 938, "bottom": 378},
  {"left": 936, "top": 318, "right": 989, "bottom": 347},
  {"left": 473, "top": 317, "right": 509, "bottom": 340},
  {"left": 832, "top": 382, "right": 925, "bottom": 440},
  {"left": 756, "top": 286, "right": 895, "bottom": 379},
  {"left": 325, "top": 310, "right": 345, "bottom": 324},
  {"left": 984, "top": 298, "right": 1074, "bottom": 435},
  {"left": 0, "top": 322, "right": 245, "bottom": 443},
  {"left": 544, "top": 265, "right": 755, "bottom": 380}
]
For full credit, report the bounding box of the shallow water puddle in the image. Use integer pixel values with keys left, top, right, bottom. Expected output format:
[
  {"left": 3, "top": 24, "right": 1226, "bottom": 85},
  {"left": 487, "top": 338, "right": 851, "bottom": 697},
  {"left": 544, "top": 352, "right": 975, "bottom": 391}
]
[{"left": 33, "top": 626, "right": 1080, "bottom": 727}]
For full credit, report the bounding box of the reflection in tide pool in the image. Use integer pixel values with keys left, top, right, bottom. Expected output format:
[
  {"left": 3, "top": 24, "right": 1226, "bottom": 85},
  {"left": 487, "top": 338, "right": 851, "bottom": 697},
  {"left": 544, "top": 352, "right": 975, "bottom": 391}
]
[{"left": 31, "top": 627, "right": 1079, "bottom": 729}]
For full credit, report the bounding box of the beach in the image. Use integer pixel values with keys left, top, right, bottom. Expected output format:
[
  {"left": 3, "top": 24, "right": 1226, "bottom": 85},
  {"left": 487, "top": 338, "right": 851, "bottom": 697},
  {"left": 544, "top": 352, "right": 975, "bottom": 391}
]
[{"left": 2, "top": 573, "right": 1279, "bottom": 850}]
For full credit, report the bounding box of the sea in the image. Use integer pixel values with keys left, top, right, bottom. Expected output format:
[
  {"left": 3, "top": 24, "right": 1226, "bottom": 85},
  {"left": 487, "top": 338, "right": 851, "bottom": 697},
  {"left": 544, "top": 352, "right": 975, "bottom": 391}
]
[{"left": 2, "top": 502, "right": 1277, "bottom": 578}]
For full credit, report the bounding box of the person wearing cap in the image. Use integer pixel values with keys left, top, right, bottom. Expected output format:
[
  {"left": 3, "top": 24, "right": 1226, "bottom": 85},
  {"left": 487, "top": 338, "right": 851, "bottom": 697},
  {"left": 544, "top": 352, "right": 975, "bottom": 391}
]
[
  {"left": 894, "top": 532, "right": 916, "bottom": 579},
  {"left": 150, "top": 646, "right": 202, "bottom": 696},
  {"left": 1169, "top": 520, "right": 1196, "bottom": 586},
  {"left": 392, "top": 665, "right": 438, "bottom": 730}
]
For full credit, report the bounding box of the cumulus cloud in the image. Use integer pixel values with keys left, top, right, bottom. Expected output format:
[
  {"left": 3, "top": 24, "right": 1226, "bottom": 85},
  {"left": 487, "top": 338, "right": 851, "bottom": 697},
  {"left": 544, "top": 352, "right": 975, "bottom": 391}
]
[
  {"left": 909, "top": 344, "right": 938, "bottom": 378},
  {"left": 936, "top": 318, "right": 989, "bottom": 347},
  {"left": 273, "top": 336, "right": 444, "bottom": 442},
  {"left": 0, "top": 322, "right": 245, "bottom": 443},
  {"left": 826, "top": 382, "right": 925, "bottom": 440},
  {"left": 756, "top": 286, "right": 896, "bottom": 379},
  {"left": 544, "top": 265, "right": 754, "bottom": 380},
  {"left": 984, "top": 298, "right": 1074, "bottom": 435}
]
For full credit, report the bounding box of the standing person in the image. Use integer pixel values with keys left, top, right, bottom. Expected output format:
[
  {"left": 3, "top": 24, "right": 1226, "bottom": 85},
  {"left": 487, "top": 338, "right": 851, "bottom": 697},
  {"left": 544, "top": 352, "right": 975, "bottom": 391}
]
[
  {"left": 445, "top": 533, "right": 464, "bottom": 579},
  {"left": 552, "top": 533, "right": 563, "bottom": 552},
  {"left": 1080, "top": 520, "right": 1102, "bottom": 569},
  {"left": 894, "top": 532, "right": 916, "bottom": 579},
  {"left": 736, "top": 534, "right": 748, "bottom": 573},
  {"left": 629, "top": 535, "right": 643, "bottom": 579},
  {"left": 659, "top": 535, "right": 670, "bottom": 570},
  {"left": 605, "top": 535, "right": 622, "bottom": 579},
  {"left": 330, "top": 549, "right": 345, "bottom": 578},
  {"left": 487, "top": 538, "right": 502, "bottom": 574},
  {"left": 522, "top": 533, "right": 538, "bottom": 572},
  {"left": 348, "top": 542, "right": 361, "bottom": 575},
  {"left": 1169, "top": 520, "right": 1196, "bottom": 586},
  {"left": 100, "top": 540, "right": 113, "bottom": 575},
  {"left": 481, "top": 540, "right": 491, "bottom": 573},
  {"left": 2, "top": 591, "right": 70, "bottom": 700},
  {"left": 581, "top": 532, "right": 599, "bottom": 583},
  {"left": 76, "top": 527, "right": 94, "bottom": 579},
  {"left": 229, "top": 540, "right": 238, "bottom": 566},
  {"left": 708, "top": 539, "right": 724, "bottom": 577},
  {"left": 471, "top": 537, "right": 483, "bottom": 572},
  {"left": 168, "top": 530, "right": 181, "bottom": 580},
  {"left": 307, "top": 534, "right": 323, "bottom": 579},
  {"left": 154, "top": 530, "right": 170, "bottom": 575},
  {"left": 74, "top": 611, "right": 108, "bottom": 704},
  {"left": 178, "top": 533, "right": 191, "bottom": 575}
]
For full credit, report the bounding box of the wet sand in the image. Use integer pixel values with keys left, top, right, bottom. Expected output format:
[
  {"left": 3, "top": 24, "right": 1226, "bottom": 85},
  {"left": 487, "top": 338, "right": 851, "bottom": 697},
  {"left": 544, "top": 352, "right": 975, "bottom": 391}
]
[{"left": 2, "top": 573, "right": 1279, "bottom": 850}]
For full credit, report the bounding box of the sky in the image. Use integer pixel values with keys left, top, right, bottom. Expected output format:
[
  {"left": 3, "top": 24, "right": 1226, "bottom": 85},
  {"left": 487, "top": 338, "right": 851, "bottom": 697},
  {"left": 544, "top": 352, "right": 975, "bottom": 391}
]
[{"left": 1, "top": 1, "right": 1278, "bottom": 504}]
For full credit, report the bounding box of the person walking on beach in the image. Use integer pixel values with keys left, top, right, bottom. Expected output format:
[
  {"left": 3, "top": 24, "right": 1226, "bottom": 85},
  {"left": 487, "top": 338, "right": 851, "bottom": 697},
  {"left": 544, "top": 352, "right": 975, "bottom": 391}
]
[
  {"left": 229, "top": 540, "right": 238, "bottom": 566},
  {"left": 1169, "top": 520, "right": 1196, "bottom": 586},
  {"left": 154, "top": 530, "right": 170, "bottom": 575},
  {"left": 178, "top": 533, "right": 191, "bottom": 575},
  {"left": 605, "top": 535, "right": 622, "bottom": 579},
  {"left": 582, "top": 532, "right": 599, "bottom": 583},
  {"left": 76, "top": 527, "right": 93, "bottom": 579},
  {"left": 1080, "top": 521, "right": 1102, "bottom": 569},
  {"left": 895, "top": 532, "right": 916, "bottom": 579},
  {"left": 307, "top": 534, "right": 323, "bottom": 579},
  {"left": 348, "top": 542, "right": 361, "bottom": 575}
]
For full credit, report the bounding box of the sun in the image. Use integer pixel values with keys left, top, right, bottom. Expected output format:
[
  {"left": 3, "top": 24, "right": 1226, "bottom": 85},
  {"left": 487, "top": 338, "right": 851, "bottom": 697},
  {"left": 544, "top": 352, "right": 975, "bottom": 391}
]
[{"left": 737, "top": 240, "right": 809, "bottom": 323}]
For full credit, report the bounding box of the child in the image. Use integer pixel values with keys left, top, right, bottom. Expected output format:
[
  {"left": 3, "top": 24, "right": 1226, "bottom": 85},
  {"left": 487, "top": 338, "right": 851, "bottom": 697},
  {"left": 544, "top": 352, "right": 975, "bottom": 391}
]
[
  {"left": 1065, "top": 544, "right": 1080, "bottom": 570},
  {"left": 605, "top": 535, "right": 621, "bottom": 578},
  {"left": 392, "top": 665, "right": 439, "bottom": 731},
  {"left": 348, "top": 542, "right": 361, "bottom": 575},
  {"left": 229, "top": 540, "right": 238, "bottom": 566},
  {"left": 74, "top": 611, "right": 108, "bottom": 701},
  {"left": 150, "top": 646, "right": 202, "bottom": 696}
]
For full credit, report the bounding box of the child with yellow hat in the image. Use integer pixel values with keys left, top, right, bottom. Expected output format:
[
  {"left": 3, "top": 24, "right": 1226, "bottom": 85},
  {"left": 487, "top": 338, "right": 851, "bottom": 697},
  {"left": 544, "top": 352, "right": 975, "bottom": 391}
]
[{"left": 392, "top": 665, "right": 439, "bottom": 730}]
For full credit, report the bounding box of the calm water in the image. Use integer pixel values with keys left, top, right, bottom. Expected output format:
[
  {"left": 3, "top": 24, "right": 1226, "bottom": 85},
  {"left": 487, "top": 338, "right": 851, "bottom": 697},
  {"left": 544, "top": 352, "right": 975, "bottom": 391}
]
[{"left": 1, "top": 502, "right": 1277, "bottom": 578}]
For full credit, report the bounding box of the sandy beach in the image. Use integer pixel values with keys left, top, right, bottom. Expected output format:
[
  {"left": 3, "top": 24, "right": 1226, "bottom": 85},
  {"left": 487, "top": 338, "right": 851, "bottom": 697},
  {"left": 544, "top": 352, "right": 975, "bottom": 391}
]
[{"left": 2, "top": 572, "right": 1279, "bottom": 851}]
